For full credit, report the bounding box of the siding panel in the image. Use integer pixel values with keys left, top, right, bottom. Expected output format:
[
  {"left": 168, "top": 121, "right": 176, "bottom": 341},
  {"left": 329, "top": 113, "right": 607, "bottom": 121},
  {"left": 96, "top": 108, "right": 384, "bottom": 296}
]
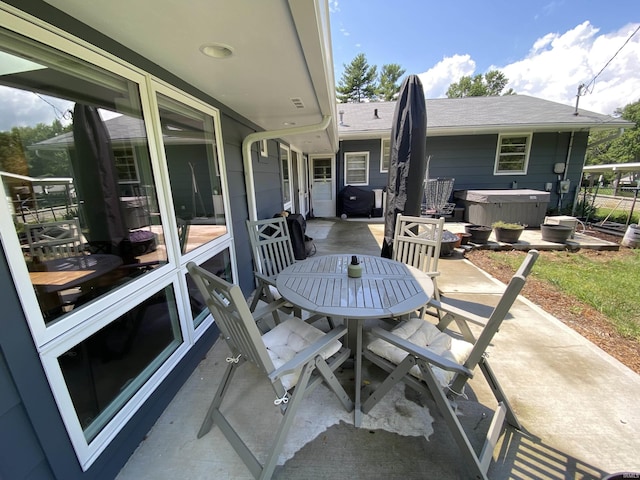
[{"left": 339, "top": 131, "right": 589, "bottom": 214}]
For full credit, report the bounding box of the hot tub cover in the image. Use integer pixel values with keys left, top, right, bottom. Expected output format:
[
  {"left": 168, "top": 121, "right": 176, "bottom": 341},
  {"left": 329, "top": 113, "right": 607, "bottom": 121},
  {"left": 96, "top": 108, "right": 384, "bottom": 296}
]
[{"left": 455, "top": 189, "right": 550, "bottom": 204}]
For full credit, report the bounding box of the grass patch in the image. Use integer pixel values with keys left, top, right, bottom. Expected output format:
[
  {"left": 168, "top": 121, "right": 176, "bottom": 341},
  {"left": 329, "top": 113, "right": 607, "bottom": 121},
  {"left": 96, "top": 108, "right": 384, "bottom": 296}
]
[
  {"left": 594, "top": 208, "right": 639, "bottom": 224},
  {"left": 486, "top": 250, "right": 640, "bottom": 341}
]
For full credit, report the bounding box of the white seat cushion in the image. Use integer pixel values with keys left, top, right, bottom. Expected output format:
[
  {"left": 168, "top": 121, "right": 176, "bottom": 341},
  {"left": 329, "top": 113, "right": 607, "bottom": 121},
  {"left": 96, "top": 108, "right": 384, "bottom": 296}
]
[
  {"left": 367, "top": 316, "right": 473, "bottom": 387},
  {"left": 262, "top": 317, "right": 342, "bottom": 390},
  {"left": 268, "top": 284, "right": 282, "bottom": 301}
]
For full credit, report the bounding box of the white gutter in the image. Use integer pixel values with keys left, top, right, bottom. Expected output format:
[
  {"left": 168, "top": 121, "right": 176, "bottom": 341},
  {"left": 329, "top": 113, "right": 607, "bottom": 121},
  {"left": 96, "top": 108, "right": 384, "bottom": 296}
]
[{"left": 242, "top": 115, "right": 332, "bottom": 222}]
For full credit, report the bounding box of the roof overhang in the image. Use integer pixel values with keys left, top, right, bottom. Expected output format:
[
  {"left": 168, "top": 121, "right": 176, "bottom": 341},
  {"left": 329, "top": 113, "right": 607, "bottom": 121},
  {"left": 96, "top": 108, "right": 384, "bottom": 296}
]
[{"left": 37, "top": 0, "right": 338, "bottom": 153}]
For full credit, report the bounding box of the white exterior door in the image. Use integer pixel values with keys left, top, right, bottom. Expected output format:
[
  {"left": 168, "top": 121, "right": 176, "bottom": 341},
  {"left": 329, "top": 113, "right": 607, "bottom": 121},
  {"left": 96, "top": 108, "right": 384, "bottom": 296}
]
[
  {"left": 310, "top": 155, "right": 335, "bottom": 218},
  {"left": 297, "top": 152, "right": 310, "bottom": 217}
]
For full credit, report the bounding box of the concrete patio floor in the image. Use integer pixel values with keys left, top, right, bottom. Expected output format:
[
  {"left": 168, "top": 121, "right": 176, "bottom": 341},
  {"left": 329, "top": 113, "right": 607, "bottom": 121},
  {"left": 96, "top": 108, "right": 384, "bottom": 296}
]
[{"left": 116, "top": 218, "right": 639, "bottom": 479}]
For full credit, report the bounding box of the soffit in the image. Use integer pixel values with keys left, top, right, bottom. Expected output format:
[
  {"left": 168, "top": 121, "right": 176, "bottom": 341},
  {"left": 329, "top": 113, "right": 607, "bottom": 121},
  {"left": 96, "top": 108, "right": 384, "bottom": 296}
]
[{"left": 42, "top": 0, "right": 337, "bottom": 153}]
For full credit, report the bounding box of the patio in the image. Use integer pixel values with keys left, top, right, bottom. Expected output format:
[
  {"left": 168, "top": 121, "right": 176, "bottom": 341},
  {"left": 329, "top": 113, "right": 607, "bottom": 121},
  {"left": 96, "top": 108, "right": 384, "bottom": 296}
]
[{"left": 116, "top": 219, "right": 640, "bottom": 479}]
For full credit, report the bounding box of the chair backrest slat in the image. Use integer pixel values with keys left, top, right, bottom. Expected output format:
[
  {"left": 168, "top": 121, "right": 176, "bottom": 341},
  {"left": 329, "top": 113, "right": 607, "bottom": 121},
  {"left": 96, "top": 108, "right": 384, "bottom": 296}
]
[
  {"left": 247, "top": 217, "right": 296, "bottom": 278},
  {"left": 25, "top": 219, "right": 84, "bottom": 260},
  {"left": 187, "top": 262, "right": 277, "bottom": 376},
  {"left": 392, "top": 214, "right": 445, "bottom": 273}
]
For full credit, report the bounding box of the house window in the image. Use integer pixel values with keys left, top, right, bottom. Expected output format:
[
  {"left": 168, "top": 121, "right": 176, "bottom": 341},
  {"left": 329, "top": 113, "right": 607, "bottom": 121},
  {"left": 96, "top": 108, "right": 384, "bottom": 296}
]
[
  {"left": 280, "top": 144, "right": 292, "bottom": 209},
  {"left": 345, "top": 152, "right": 369, "bottom": 185},
  {"left": 494, "top": 134, "right": 532, "bottom": 174},
  {"left": 0, "top": 28, "right": 167, "bottom": 328},
  {"left": 114, "top": 147, "right": 139, "bottom": 182},
  {"left": 380, "top": 139, "right": 390, "bottom": 172},
  {"left": 0, "top": 20, "right": 234, "bottom": 470},
  {"left": 186, "top": 249, "right": 232, "bottom": 328},
  {"left": 157, "top": 91, "right": 228, "bottom": 254}
]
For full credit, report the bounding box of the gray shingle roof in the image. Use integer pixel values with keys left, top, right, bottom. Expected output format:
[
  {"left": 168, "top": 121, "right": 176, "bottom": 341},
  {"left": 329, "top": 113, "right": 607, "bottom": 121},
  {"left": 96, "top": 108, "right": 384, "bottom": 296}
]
[{"left": 337, "top": 95, "right": 632, "bottom": 137}]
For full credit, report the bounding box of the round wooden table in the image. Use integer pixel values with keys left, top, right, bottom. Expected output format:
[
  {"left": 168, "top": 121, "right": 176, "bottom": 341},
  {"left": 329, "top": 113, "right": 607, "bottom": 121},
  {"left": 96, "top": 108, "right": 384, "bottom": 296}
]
[{"left": 277, "top": 254, "right": 434, "bottom": 425}]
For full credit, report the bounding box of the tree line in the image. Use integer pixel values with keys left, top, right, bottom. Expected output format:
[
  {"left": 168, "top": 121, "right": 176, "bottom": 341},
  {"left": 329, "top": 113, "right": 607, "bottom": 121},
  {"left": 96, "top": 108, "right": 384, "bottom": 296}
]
[{"left": 336, "top": 53, "right": 514, "bottom": 103}]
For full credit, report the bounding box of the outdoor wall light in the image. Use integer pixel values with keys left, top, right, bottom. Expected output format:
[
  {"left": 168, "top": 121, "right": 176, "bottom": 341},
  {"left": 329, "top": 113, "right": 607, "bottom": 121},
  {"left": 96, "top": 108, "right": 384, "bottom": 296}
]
[{"left": 199, "top": 43, "right": 234, "bottom": 59}]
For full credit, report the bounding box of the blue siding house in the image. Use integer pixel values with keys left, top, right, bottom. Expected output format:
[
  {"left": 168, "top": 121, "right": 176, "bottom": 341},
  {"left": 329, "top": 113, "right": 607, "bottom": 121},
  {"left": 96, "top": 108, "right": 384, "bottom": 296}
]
[{"left": 335, "top": 96, "right": 632, "bottom": 217}]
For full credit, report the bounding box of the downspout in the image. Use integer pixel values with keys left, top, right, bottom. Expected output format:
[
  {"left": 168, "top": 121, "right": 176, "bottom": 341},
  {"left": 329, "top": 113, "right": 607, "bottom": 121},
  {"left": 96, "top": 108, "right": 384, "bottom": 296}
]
[
  {"left": 242, "top": 115, "right": 332, "bottom": 222},
  {"left": 559, "top": 131, "right": 575, "bottom": 209}
]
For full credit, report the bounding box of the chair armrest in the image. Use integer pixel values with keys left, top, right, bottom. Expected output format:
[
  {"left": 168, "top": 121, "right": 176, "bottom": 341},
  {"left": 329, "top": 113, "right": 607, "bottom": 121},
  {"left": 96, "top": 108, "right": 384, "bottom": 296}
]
[
  {"left": 370, "top": 327, "right": 473, "bottom": 378},
  {"left": 252, "top": 298, "right": 289, "bottom": 322},
  {"left": 268, "top": 325, "right": 348, "bottom": 382},
  {"left": 429, "top": 298, "right": 488, "bottom": 327},
  {"left": 254, "top": 272, "right": 277, "bottom": 287}
]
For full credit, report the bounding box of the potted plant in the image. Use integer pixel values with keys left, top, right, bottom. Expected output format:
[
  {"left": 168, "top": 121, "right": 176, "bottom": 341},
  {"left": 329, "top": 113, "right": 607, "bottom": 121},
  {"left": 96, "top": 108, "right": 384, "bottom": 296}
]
[
  {"left": 540, "top": 223, "right": 573, "bottom": 243},
  {"left": 439, "top": 230, "right": 460, "bottom": 257},
  {"left": 464, "top": 224, "right": 492, "bottom": 244},
  {"left": 492, "top": 221, "right": 525, "bottom": 243}
]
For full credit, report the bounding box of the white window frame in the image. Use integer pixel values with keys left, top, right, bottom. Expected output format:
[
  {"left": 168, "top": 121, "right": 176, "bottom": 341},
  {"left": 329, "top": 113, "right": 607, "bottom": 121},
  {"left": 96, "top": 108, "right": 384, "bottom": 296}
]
[
  {"left": 494, "top": 133, "right": 532, "bottom": 175},
  {"left": 280, "top": 143, "right": 293, "bottom": 211},
  {"left": 344, "top": 151, "right": 370, "bottom": 186},
  {"left": 380, "top": 138, "right": 390, "bottom": 173},
  {"left": 0, "top": 9, "right": 236, "bottom": 470}
]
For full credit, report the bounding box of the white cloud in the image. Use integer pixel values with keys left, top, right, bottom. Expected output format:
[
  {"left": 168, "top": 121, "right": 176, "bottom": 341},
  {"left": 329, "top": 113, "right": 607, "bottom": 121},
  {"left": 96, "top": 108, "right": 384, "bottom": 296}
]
[
  {"left": 504, "top": 21, "right": 640, "bottom": 114},
  {"left": 418, "top": 54, "right": 476, "bottom": 98},
  {"left": 418, "top": 21, "right": 640, "bottom": 115},
  {"left": 0, "top": 86, "right": 73, "bottom": 131}
]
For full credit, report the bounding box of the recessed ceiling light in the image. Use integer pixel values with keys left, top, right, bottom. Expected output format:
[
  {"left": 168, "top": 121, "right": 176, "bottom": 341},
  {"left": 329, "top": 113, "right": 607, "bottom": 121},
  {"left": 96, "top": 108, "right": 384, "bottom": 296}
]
[
  {"left": 283, "top": 121, "right": 297, "bottom": 126},
  {"left": 199, "top": 43, "right": 234, "bottom": 59}
]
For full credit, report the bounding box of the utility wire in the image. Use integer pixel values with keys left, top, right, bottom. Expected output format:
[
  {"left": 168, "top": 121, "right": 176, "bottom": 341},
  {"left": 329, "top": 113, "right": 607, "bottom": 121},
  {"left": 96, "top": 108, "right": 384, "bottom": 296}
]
[
  {"left": 581, "top": 24, "right": 640, "bottom": 96},
  {"left": 34, "top": 93, "right": 72, "bottom": 121}
]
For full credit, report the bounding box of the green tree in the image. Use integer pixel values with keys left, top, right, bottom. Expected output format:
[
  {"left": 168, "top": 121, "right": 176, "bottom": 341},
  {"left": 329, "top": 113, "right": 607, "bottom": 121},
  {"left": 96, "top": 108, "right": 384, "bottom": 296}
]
[
  {"left": 0, "top": 129, "right": 29, "bottom": 175},
  {"left": 446, "top": 70, "right": 515, "bottom": 98},
  {"left": 337, "top": 53, "right": 378, "bottom": 103},
  {"left": 586, "top": 99, "right": 640, "bottom": 166},
  {"left": 377, "top": 63, "right": 406, "bottom": 101},
  {"left": 1, "top": 120, "right": 73, "bottom": 178},
  {"left": 19, "top": 120, "right": 73, "bottom": 178}
]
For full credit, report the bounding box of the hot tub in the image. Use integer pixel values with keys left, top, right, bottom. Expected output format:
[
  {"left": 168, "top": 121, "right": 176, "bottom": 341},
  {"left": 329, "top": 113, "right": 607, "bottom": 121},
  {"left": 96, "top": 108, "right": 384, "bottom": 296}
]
[{"left": 454, "top": 189, "right": 550, "bottom": 227}]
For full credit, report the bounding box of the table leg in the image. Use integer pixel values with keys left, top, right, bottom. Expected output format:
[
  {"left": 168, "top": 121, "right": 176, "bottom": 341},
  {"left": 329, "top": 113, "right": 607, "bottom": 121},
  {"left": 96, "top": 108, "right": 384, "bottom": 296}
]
[
  {"left": 354, "top": 318, "right": 363, "bottom": 427},
  {"left": 342, "top": 317, "right": 365, "bottom": 427}
]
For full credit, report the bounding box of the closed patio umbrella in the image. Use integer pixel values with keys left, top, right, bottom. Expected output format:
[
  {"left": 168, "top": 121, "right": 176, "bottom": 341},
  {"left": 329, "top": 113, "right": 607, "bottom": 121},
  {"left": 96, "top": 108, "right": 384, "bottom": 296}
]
[
  {"left": 382, "top": 74, "right": 427, "bottom": 258},
  {"left": 72, "top": 104, "right": 129, "bottom": 258}
]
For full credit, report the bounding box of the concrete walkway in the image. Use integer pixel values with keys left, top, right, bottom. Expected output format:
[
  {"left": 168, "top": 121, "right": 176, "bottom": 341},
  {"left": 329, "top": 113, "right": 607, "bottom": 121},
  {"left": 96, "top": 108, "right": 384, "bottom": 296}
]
[{"left": 116, "top": 219, "right": 640, "bottom": 479}]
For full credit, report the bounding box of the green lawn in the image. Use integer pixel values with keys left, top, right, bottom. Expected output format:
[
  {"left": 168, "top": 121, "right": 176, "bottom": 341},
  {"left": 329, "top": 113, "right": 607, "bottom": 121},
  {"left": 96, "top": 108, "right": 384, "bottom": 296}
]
[{"left": 487, "top": 249, "right": 640, "bottom": 341}]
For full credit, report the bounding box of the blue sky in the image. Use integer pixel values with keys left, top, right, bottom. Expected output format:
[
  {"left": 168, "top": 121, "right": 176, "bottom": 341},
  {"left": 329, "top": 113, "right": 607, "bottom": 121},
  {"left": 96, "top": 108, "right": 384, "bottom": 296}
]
[{"left": 329, "top": 1, "right": 640, "bottom": 115}]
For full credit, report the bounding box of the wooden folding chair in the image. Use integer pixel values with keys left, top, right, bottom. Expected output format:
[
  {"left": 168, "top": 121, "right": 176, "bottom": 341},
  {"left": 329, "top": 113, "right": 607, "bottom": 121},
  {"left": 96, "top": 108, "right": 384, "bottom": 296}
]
[
  {"left": 363, "top": 250, "right": 539, "bottom": 480},
  {"left": 246, "top": 217, "right": 329, "bottom": 327},
  {"left": 392, "top": 214, "right": 445, "bottom": 316},
  {"left": 25, "top": 218, "right": 85, "bottom": 260},
  {"left": 187, "top": 262, "right": 353, "bottom": 480},
  {"left": 246, "top": 217, "right": 295, "bottom": 311}
]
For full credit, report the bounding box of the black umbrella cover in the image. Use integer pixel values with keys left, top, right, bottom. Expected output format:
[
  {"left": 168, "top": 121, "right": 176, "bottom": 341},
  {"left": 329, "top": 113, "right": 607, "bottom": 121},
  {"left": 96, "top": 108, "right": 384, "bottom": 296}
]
[
  {"left": 72, "top": 104, "right": 128, "bottom": 256},
  {"left": 382, "top": 75, "right": 427, "bottom": 257}
]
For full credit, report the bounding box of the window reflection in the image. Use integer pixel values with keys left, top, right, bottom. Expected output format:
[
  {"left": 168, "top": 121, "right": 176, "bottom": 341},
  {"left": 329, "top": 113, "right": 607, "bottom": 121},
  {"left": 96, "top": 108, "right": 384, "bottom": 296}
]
[
  {"left": 157, "top": 93, "right": 227, "bottom": 254},
  {"left": 186, "top": 249, "right": 232, "bottom": 327},
  {"left": 0, "top": 29, "right": 167, "bottom": 324},
  {"left": 59, "top": 286, "right": 182, "bottom": 441}
]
